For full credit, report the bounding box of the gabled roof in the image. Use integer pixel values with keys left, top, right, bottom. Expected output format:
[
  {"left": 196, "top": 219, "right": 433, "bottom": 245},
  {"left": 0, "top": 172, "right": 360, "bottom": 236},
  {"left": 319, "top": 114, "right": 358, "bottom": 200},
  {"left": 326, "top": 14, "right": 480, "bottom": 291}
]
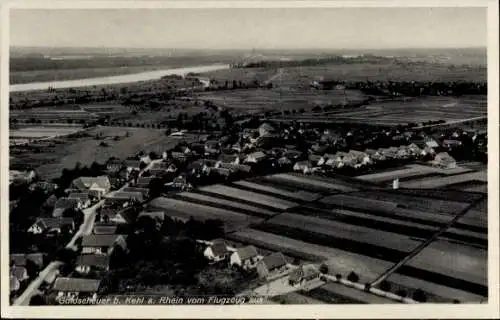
[
  {"left": 247, "top": 151, "right": 267, "bottom": 160},
  {"left": 34, "top": 217, "right": 74, "bottom": 230},
  {"left": 260, "top": 252, "right": 287, "bottom": 270},
  {"left": 82, "top": 234, "right": 124, "bottom": 247},
  {"left": 53, "top": 277, "right": 101, "bottom": 292},
  {"left": 54, "top": 198, "right": 79, "bottom": 209},
  {"left": 124, "top": 160, "right": 141, "bottom": 168},
  {"left": 71, "top": 176, "right": 110, "bottom": 190},
  {"left": 235, "top": 245, "right": 258, "bottom": 261},
  {"left": 106, "top": 191, "right": 144, "bottom": 202},
  {"left": 93, "top": 225, "right": 118, "bottom": 235},
  {"left": 76, "top": 254, "right": 110, "bottom": 269},
  {"left": 218, "top": 163, "right": 252, "bottom": 173},
  {"left": 122, "top": 187, "right": 149, "bottom": 197},
  {"left": 12, "top": 266, "right": 28, "bottom": 279},
  {"left": 68, "top": 193, "right": 90, "bottom": 201},
  {"left": 210, "top": 242, "right": 228, "bottom": 257}
]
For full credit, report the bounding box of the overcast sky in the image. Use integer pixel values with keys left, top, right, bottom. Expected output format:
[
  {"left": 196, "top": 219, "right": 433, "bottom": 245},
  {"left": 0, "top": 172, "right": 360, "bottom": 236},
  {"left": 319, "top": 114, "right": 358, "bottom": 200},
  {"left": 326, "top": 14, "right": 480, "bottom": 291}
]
[{"left": 10, "top": 8, "right": 487, "bottom": 49}]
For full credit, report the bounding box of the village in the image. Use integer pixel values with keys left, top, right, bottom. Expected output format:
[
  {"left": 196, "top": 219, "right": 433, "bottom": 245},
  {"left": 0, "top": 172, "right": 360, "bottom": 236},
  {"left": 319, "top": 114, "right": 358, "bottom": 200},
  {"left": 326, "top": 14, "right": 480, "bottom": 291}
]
[{"left": 9, "top": 115, "right": 487, "bottom": 305}]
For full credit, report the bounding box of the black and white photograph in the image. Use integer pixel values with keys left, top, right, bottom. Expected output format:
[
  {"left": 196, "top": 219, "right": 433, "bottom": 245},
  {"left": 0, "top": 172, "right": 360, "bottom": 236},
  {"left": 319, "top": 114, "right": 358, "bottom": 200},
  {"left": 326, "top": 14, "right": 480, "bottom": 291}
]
[{"left": 2, "top": 0, "right": 499, "bottom": 318}]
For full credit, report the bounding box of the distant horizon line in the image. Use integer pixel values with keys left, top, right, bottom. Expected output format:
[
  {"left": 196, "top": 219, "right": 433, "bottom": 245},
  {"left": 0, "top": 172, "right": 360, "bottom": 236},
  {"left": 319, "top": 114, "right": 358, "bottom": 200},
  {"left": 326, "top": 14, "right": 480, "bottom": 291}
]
[{"left": 10, "top": 45, "right": 487, "bottom": 51}]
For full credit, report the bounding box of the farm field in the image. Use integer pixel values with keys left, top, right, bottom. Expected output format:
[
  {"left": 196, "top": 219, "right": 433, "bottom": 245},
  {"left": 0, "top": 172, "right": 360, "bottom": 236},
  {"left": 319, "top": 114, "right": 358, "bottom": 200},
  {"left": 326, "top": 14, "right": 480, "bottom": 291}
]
[
  {"left": 10, "top": 106, "right": 98, "bottom": 122},
  {"left": 401, "top": 239, "right": 487, "bottom": 292},
  {"left": 174, "top": 192, "right": 277, "bottom": 218},
  {"left": 9, "top": 125, "right": 84, "bottom": 140},
  {"left": 148, "top": 197, "right": 262, "bottom": 232},
  {"left": 232, "top": 180, "right": 321, "bottom": 202},
  {"left": 380, "top": 273, "right": 486, "bottom": 303},
  {"left": 305, "top": 282, "right": 397, "bottom": 304},
  {"left": 10, "top": 127, "right": 198, "bottom": 180},
  {"left": 263, "top": 173, "right": 360, "bottom": 193},
  {"left": 268, "top": 94, "right": 486, "bottom": 126},
  {"left": 400, "top": 170, "right": 487, "bottom": 189},
  {"left": 261, "top": 212, "right": 424, "bottom": 254},
  {"left": 356, "top": 164, "right": 473, "bottom": 183},
  {"left": 227, "top": 228, "right": 394, "bottom": 283},
  {"left": 197, "top": 184, "right": 299, "bottom": 211}
]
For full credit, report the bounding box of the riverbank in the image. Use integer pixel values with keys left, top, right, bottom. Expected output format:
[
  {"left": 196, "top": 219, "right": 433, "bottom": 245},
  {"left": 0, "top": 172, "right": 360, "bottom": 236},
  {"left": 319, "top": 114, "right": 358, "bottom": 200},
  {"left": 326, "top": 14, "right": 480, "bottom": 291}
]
[{"left": 10, "top": 64, "right": 231, "bottom": 92}]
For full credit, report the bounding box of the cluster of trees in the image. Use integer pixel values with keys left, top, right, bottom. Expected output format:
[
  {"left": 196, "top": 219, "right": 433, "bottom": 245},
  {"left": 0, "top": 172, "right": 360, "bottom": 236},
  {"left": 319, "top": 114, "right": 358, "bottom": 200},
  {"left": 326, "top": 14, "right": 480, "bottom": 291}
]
[
  {"left": 232, "top": 55, "right": 380, "bottom": 69},
  {"left": 97, "top": 215, "right": 225, "bottom": 294},
  {"left": 319, "top": 80, "right": 487, "bottom": 97}
]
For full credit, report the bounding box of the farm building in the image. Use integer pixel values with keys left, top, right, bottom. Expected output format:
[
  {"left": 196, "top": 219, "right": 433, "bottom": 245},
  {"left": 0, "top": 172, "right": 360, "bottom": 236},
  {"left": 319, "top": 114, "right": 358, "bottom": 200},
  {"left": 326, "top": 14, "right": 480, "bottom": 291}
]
[
  {"left": 28, "top": 217, "right": 75, "bottom": 234},
  {"left": 30, "top": 181, "right": 58, "bottom": 192},
  {"left": 230, "top": 245, "right": 260, "bottom": 270},
  {"left": 104, "top": 191, "right": 144, "bottom": 205},
  {"left": 52, "top": 277, "right": 101, "bottom": 298},
  {"left": 256, "top": 252, "right": 288, "bottom": 279},
  {"left": 293, "top": 161, "right": 313, "bottom": 174},
  {"left": 124, "top": 160, "right": 142, "bottom": 172},
  {"left": 258, "top": 123, "right": 276, "bottom": 137},
  {"left": 106, "top": 159, "right": 124, "bottom": 174},
  {"left": 52, "top": 198, "right": 80, "bottom": 217},
  {"left": 203, "top": 241, "right": 230, "bottom": 263},
  {"left": 245, "top": 151, "right": 268, "bottom": 164},
  {"left": 92, "top": 223, "right": 119, "bottom": 235},
  {"left": 10, "top": 265, "right": 29, "bottom": 293},
  {"left": 100, "top": 207, "right": 136, "bottom": 225},
  {"left": 122, "top": 187, "right": 150, "bottom": 199},
  {"left": 68, "top": 176, "right": 111, "bottom": 198},
  {"left": 288, "top": 265, "right": 320, "bottom": 287},
  {"left": 433, "top": 152, "right": 457, "bottom": 169},
  {"left": 10, "top": 253, "right": 45, "bottom": 269},
  {"left": 68, "top": 193, "right": 92, "bottom": 209},
  {"left": 75, "top": 254, "right": 110, "bottom": 274},
  {"left": 135, "top": 176, "right": 153, "bottom": 188},
  {"left": 81, "top": 234, "right": 127, "bottom": 256}
]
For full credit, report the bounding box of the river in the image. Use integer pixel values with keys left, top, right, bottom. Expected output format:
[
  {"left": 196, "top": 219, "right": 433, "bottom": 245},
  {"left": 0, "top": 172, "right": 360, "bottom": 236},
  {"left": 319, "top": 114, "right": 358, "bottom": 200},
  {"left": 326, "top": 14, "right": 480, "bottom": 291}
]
[{"left": 10, "top": 64, "right": 231, "bottom": 92}]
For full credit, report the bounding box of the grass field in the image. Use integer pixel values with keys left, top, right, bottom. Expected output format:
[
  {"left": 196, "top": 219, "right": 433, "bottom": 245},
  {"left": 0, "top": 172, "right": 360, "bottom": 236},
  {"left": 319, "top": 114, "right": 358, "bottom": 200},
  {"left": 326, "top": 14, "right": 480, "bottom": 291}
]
[
  {"left": 356, "top": 164, "right": 473, "bottom": 183},
  {"left": 10, "top": 127, "right": 198, "bottom": 180},
  {"left": 305, "top": 282, "right": 397, "bottom": 304},
  {"left": 263, "top": 173, "right": 359, "bottom": 193},
  {"left": 10, "top": 125, "right": 84, "bottom": 139},
  {"left": 232, "top": 180, "right": 321, "bottom": 202}
]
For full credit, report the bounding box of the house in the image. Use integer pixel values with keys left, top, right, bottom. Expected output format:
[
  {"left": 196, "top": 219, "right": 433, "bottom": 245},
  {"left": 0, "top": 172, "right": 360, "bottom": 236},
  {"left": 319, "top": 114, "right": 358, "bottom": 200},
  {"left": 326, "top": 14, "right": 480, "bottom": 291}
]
[
  {"left": 106, "top": 159, "right": 124, "bottom": 174},
  {"left": 256, "top": 252, "right": 288, "bottom": 279},
  {"left": 349, "top": 150, "right": 371, "bottom": 165},
  {"left": 28, "top": 217, "right": 75, "bottom": 234},
  {"left": 135, "top": 176, "right": 153, "bottom": 188},
  {"left": 68, "top": 193, "right": 92, "bottom": 209},
  {"left": 364, "top": 149, "right": 385, "bottom": 161},
  {"left": 30, "top": 181, "right": 58, "bottom": 192},
  {"left": 276, "top": 156, "right": 293, "bottom": 168},
  {"left": 171, "top": 151, "right": 188, "bottom": 162},
  {"left": 92, "top": 223, "right": 118, "bottom": 235},
  {"left": 124, "top": 160, "right": 142, "bottom": 172},
  {"left": 148, "top": 162, "right": 169, "bottom": 176},
  {"left": 212, "top": 167, "right": 233, "bottom": 179},
  {"left": 288, "top": 265, "right": 320, "bottom": 287},
  {"left": 245, "top": 151, "right": 267, "bottom": 164},
  {"left": 217, "top": 154, "right": 242, "bottom": 165},
  {"left": 293, "top": 161, "right": 313, "bottom": 174},
  {"left": 100, "top": 207, "right": 136, "bottom": 225},
  {"left": 10, "top": 253, "right": 45, "bottom": 269},
  {"left": 308, "top": 154, "right": 323, "bottom": 166},
  {"left": 433, "top": 152, "right": 457, "bottom": 169},
  {"left": 9, "top": 170, "right": 36, "bottom": 185},
  {"left": 424, "top": 137, "right": 440, "bottom": 149},
  {"left": 203, "top": 241, "right": 229, "bottom": 263},
  {"left": 104, "top": 191, "right": 144, "bottom": 205},
  {"left": 52, "top": 198, "right": 80, "bottom": 217},
  {"left": 10, "top": 265, "right": 29, "bottom": 291},
  {"left": 75, "top": 254, "right": 110, "bottom": 274},
  {"left": 230, "top": 245, "right": 260, "bottom": 270},
  {"left": 52, "top": 277, "right": 101, "bottom": 299},
  {"left": 81, "top": 234, "right": 128, "bottom": 255},
  {"left": 217, "top": 163, "right": 252, "bottom": 174},
  {"left": 122, "top": 187, "right": 150, "bottom": 199},
  {"left": 442, "top": 139, "right": 463, "bottom": 148},
  {"left": 69, "top": 176, "right": 111, "bottom": 198},
  {"left": 258, "top": 123, "right": 276, "bottom": 137},
  {"left": 165, "top": 175, "right": 191, "bottom": 191},
  {"left": 139, "top": 154, "right": 152, "bottom": 165}
]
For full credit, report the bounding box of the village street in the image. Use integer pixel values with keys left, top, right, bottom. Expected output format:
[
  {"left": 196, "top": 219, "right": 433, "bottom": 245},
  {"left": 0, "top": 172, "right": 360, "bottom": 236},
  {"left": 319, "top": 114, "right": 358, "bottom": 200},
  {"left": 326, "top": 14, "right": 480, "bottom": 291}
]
[{"left": 13, "top": 158, "right": 162, "bottom": 306}]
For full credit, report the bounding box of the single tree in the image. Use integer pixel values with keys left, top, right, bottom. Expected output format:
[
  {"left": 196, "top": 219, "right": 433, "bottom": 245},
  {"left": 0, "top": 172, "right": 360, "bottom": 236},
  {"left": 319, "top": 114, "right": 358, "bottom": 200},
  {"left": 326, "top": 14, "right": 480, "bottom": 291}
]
[{"left": 347, "top": 271, "right": 359, "bottom": 283}]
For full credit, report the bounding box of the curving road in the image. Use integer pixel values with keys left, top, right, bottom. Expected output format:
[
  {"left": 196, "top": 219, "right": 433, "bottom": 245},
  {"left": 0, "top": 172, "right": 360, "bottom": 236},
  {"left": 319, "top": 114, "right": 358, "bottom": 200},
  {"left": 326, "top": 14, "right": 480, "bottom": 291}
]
[{"left": 13, "top": 159, "right": 162, "bottom": 306}]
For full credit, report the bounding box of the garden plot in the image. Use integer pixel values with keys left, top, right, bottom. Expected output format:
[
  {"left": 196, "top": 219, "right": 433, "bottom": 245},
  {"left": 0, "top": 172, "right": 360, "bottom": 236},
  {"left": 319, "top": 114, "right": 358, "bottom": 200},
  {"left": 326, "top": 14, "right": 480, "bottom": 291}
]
[
  {"left": 265, "top": 173, "right": 359, "bottom": 193},
  {"left": 356, "top": 164, "right": 472, "bottom": 183},
  {"left": 400, "top": 171, "right": 487, "bottom": 189},
  {"left": 232, "top": 180, "right": 320, "bottom": 202},
  {"left": 320, "top": 194, "right": 399, "bottom": 212},
  {"left": 176, "top": 192, "right": 276, "bottom": 217},
  {"left": 227, "top": 228, "right": 394, "bottom": 283},
  {"left": 198, "top": 184, "right": 298, "bottom": 210}
]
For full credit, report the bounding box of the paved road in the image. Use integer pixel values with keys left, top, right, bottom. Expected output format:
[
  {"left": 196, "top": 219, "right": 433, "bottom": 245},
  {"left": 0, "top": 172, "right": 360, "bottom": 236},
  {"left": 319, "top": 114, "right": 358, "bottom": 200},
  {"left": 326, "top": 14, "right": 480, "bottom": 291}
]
[{"left": 13, "top": 159, "right": 162, "bottom": 306}]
